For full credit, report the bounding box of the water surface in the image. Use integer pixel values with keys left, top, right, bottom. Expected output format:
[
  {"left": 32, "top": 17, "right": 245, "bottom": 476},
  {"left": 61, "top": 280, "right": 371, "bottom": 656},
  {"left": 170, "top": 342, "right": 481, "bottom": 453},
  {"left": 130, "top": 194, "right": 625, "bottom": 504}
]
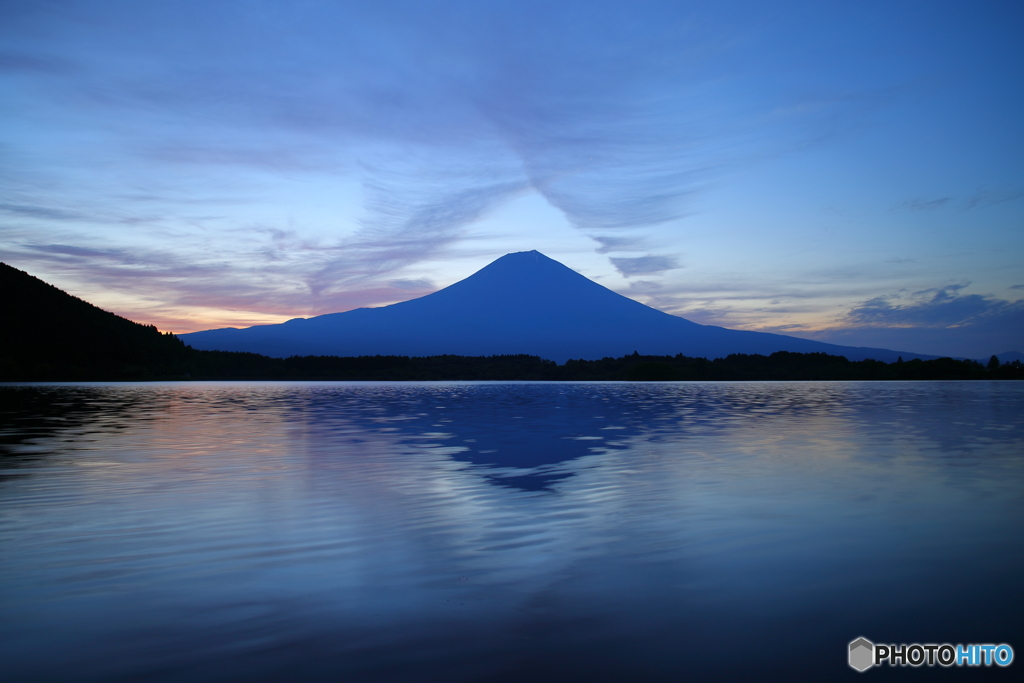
[{"left": 2, "top": 381, "right": 1022, "bottom": 681}]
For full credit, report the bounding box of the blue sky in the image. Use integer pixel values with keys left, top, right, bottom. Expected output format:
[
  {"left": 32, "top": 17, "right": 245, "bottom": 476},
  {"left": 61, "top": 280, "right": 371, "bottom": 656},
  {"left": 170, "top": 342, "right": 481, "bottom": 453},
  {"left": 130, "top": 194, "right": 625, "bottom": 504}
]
[{"left": 1, "top": 0, "right": 1021, "bottom": 357}]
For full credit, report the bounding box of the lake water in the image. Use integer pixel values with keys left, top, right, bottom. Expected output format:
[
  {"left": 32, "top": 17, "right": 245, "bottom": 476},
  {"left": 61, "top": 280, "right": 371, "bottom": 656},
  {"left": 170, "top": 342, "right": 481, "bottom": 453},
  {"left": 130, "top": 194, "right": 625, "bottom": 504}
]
[{"left": 1, "top": 381, "right": 1022, "bottom": 682}]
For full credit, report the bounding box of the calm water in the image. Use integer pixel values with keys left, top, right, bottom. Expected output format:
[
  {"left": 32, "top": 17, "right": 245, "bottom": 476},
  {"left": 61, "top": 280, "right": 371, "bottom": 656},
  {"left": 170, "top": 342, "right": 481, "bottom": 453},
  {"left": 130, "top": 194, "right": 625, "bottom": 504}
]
[{"left": 1, "top": 381, "right": 1022, "bottom": 682}]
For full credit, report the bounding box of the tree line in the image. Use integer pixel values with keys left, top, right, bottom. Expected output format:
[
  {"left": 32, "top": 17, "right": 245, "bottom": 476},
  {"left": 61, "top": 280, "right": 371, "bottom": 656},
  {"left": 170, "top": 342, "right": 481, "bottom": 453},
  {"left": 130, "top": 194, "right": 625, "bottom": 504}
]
[{"left": 4, "top": 347, "right": 1021, "bottom": 383}]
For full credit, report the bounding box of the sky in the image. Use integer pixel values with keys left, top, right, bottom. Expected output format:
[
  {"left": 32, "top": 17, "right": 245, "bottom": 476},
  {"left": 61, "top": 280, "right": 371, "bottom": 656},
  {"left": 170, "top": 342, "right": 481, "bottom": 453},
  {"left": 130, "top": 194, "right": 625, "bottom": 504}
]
[{"left": 1, "top": 0, "right": 1022, "bottom": 358}]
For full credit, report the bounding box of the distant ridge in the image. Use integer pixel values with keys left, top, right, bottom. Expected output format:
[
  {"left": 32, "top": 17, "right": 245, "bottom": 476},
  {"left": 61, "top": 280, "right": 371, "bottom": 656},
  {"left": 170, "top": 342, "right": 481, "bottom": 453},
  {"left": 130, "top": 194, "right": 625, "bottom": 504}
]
[{"left": 181, "top": 250, "right": 937, "bottom": 363}]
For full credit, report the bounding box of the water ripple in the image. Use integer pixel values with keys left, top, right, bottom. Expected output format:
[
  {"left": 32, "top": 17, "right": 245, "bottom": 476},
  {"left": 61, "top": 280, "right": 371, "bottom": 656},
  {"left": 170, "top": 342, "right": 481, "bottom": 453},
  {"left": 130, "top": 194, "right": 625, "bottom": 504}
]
[{"left": 1, "top": 381, "right": 1022, "bottom": 681}]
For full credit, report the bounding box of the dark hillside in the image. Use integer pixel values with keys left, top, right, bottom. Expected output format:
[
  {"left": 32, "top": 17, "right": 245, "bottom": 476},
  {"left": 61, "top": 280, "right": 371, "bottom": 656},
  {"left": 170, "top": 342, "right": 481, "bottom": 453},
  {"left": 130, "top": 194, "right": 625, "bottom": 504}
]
[{"left": 0, "top": 262, "right": 190, "bottom": 380}]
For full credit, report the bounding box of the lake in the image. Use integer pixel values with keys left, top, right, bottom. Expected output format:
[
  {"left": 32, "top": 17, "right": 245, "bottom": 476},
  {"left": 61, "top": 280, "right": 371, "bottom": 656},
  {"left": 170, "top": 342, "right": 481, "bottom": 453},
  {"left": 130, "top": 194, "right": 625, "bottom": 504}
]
[{"left": 1, "top": 381, "right": 1022, "bottom": 681}]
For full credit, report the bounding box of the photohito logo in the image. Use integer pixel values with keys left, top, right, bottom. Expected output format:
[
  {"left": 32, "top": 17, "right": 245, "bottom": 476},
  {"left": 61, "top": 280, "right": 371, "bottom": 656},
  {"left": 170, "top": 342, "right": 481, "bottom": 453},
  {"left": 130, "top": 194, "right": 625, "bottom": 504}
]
[{"left": 848, "top": 637, "right": 1014, "bottom": 672}]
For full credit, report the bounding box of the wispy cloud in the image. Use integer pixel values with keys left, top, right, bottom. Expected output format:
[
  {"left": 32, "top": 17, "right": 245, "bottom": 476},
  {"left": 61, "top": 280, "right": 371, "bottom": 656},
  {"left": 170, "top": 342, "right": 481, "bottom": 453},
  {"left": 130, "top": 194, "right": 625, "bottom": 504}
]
[
  {"left": 891, "top": 189, "right": 1024, "bottom": 214},
  {"left": 625, "top": 279, "right": 664, "bottom": 294},
  {"left": 0, "top": 237, "right": 441, "bottom": 331},
  {"left": 896, "top": 197, "right": 951, "bottom": 212},
  {"left": 592, "top": 235, "right": 647, "bottom": 254},
  {"left": 304, "top": 153, "right": 531, "bottom": 299},
  {"left": 964, "top": 188, "right": 1024, "bottom": 210},
  {"left": 0, "top": 50, "right": 74, "bottom": 74},
  {"left": 0, "top": 203, "right": 90, "bottom": 221},
  {"left": 1, "top": 0, "right": 910, "bottom": 289},
  {"left": 779, "top": 283, "right": 1024, "bottom": 358},
  {"left": 388, "top": 278, "right": 434, "bottom": 291},
  {"left": 23, "top": 243, "right": 151, "bottom": 265},
  {"left": 610, "top": 255, "right": 681, "bottom": 277},
  {"left": 146, "top": 143, "right": 344, "bottom": 173},
  {"left": 840, "top": 284, "right": 1023, "bottom": 328},
  {"left": 2, "top": 0, "right": 1018, "bottom": 344}
]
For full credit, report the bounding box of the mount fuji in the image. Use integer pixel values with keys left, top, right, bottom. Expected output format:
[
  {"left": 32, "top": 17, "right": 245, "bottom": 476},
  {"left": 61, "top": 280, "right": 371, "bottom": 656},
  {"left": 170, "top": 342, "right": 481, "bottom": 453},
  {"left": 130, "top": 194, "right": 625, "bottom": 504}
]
[{"left": 179, "top": 250, "right": 932, "bottom": 363}]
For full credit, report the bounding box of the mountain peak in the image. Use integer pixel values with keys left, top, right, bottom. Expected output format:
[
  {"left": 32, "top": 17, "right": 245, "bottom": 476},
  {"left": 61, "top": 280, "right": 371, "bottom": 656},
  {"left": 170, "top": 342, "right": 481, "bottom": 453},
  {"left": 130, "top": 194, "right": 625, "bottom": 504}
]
[
  {"left": 500, "top": 249, "right": 543, "bottom": 257},
  {"left": 473, "top": 250, "right": 568, "bottom": 274},
  {"left": 427, "top": 249, "right": 624, "bottom": 311},
  {"left": 180, "top": 250, "right": 933, "bottom": 363}
]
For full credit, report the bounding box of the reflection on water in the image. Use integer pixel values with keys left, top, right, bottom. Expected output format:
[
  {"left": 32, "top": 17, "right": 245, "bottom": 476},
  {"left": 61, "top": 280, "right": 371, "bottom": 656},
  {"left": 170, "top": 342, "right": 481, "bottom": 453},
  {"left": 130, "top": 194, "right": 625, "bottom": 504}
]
[{"left": 1, "top": 381, "right": 1023, "bottom": 682}]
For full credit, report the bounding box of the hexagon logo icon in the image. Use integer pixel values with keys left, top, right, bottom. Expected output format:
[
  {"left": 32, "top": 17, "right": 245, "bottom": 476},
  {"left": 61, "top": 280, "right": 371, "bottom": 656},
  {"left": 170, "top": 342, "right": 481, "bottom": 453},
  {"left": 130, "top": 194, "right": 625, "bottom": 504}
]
[{"left": 849, "top": 637, "right": 874, "bottom": 672}]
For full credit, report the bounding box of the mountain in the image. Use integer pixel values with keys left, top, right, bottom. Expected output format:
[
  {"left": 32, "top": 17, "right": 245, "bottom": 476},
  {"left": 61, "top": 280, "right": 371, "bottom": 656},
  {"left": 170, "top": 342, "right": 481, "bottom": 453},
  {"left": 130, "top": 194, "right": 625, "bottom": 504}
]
[
  {"left": 0, "top": 262, "right": 190, "bottom": 379},
  {"left": 180, "top": 250, "right": 934, "bottom": 363},
  {"left": 4, "top": 258, "right": 1015, "bottom": 382}
]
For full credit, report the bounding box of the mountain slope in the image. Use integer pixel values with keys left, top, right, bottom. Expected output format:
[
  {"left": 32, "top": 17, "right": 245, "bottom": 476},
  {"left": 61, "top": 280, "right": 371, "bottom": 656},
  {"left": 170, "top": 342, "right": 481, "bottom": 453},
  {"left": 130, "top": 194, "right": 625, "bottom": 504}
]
[
  {"left": 0, "top": 262, "right": 190, "bottom": 379},
  {"left": 180, "top": 251, "right": 934, "bottom": 362}
]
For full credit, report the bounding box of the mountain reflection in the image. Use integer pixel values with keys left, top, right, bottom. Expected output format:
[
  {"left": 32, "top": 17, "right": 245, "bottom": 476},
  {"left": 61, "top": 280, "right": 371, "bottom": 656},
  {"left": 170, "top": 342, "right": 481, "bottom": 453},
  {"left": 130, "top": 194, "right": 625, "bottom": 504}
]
[
  {"left": 2, "top": 381, "right": 1023, "bottom": 683},
  {"left": 4, "top": 381, "right": 1023, "bottom": 492},
  {"left": 289, "top": 383, "right": 652, "bottom": 491}
]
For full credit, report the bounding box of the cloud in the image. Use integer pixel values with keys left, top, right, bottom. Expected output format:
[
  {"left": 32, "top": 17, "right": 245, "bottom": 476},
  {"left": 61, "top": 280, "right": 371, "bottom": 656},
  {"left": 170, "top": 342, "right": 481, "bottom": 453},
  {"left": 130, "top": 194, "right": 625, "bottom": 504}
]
[
  {"left": 839, "top": 284, "right": 1022, "bottom": 328},
  {"left": 610, "top": 255, "right": 681, "bottom": 277},
  {"left": 0, "top": 203, "right": 90, "bottom": 221},
  {"left": 23, "top": 243, "right": 149, "bottom": 265},
  {"left": 388, "top": 278, "right": 434, "bottom": 291},
  {"left": 4, "top": 0, "right": 993, "bottom": 335},
  {"left": 626, "top": 279, "right": 663, "bottom": 294},
  {"left": 147, "top": 143, "right": 343, "bottom": 173},
  {"left": 1, "top": 1, "right": 901, "bottom": 282},
  {"left": 0, "top": 236, "right": 440, "bottom": 331},
  {"left": 897, "top": 197, "right": 951, "bottom": 212},
  {"left": 304, "top": 157, "right": 530, "bottom": 298},
  {"left": 782, "top": 283, "right": 1024, "bottom": 358},
  {"left": 891, "top": 189, "right": 1024, "bottom": 214},
  {"left": 608, "top": 271, "right": 1024, "bottom": 358},
  {"left": 592, "top": 235, "right": 646, "bottom": 254},
  {"left": 964, "top": 188, "right": 1024, "bottom": 210},
  {"left": 0, "top": 50, "right": 73, "bottom": 74},
  {"left": 11, "top": 242, "right": 223, "bottom": 282}
]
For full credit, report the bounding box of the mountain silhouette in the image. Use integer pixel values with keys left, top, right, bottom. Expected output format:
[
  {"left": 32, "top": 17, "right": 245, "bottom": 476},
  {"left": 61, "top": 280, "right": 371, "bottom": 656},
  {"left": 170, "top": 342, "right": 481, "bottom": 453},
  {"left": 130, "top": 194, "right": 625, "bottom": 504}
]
[
  {"left": 0, "top": 261, "right": 190, "bottom": 378},
  {"left": 180, "top": 250, "right": 932, "bottom": 362}
]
